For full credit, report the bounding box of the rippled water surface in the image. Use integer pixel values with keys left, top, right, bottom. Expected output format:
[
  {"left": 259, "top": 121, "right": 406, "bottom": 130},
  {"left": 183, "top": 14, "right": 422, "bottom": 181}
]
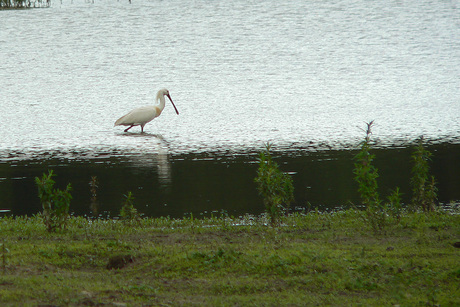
[
  {"left": 1, "top": 0, "right": 459, "bottom": 216},
  {"left": 1, "top": 0, "right": 459, "bottom": 157}
]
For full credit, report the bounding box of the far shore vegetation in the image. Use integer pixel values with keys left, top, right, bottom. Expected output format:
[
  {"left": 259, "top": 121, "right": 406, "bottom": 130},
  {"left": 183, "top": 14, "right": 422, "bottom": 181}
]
[
  {"left": 0, "top": 0, "right": 50, "bottom": 9},
  {"left": 1, "top": 121, "right": 459, "bottom": 305}
]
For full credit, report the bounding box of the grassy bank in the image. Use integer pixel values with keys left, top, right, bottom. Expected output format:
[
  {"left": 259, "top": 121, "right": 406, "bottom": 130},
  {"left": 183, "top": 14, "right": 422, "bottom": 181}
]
[{"left": 0, "top": 210, "right": 459, "bottom": 306}]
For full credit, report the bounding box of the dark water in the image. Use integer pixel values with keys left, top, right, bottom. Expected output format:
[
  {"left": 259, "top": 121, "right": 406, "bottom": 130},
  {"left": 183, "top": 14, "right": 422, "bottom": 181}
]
[{"left": 2, "top": 143, "right": 459, "bottom": 218}]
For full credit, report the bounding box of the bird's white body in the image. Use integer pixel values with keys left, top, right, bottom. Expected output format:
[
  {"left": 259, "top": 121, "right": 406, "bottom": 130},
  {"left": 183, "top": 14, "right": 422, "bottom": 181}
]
[
  {"left": 115, "top": 88, "right": 179, "bottom": 133},
  {"left": 116, "top": 105, "right": 162, "bottom": 127}
]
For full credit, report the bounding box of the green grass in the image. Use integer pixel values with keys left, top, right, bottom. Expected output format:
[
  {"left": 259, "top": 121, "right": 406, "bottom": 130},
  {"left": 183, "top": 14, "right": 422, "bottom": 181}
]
[{"left": 1, "top": 209, "right": 459, "bottom": 306}]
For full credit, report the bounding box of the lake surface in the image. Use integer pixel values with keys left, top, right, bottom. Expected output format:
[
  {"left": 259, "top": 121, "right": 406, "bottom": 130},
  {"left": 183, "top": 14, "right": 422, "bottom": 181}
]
[{"left": 1, "top": 0, "right": 459, "bottom": 217}]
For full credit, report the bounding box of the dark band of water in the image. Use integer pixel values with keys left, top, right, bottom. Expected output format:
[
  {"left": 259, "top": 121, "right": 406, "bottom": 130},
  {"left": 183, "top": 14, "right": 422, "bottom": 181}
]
[{"left": 1, "top": 143, "right": 459, "bottom": 218}]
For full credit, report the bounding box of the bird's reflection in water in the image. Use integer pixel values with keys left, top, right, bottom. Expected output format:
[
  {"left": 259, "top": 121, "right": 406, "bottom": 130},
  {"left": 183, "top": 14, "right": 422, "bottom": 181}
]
[{"left": 126, "top": 134, "right": 172, "bottom": 190}]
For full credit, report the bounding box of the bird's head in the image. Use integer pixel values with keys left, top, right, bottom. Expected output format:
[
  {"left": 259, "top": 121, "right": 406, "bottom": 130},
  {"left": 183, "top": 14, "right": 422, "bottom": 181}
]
[{"left": 159, "top": 88, "right": 179, "bottom": 115}]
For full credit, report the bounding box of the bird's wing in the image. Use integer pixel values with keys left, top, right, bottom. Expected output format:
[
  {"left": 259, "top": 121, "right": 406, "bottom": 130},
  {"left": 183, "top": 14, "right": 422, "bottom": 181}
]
[{"left": 115, "top": 106, "right": 159, "bottom": 126}]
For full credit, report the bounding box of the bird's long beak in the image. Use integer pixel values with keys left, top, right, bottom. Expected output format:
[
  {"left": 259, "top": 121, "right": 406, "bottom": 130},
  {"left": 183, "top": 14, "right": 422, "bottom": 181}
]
[{"left": 167, "top": 94, "right": 179, "bottom": 115}]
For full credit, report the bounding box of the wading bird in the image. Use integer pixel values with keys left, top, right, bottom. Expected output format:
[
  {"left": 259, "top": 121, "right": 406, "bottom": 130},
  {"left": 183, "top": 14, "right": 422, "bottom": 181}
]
[{"left": 114, "top": 88, "right": 179, "bottom": 133}]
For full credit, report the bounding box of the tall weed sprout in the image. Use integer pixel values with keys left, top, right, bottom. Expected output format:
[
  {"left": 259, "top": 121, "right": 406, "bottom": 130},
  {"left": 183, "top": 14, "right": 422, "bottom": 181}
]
[
  {"left": 255, "top": 143, "right": 294, "bottom": 225},
  {"left": 410, "top": 137, "right": 438, "bottom": 212},
  {"left": 35, "top": 170, "right": 72, "bottom": 232},
  {"left": 353, "top": 121, "right": 388, "bottom": 231},
  {"left": 353, "top": 121, "right": 380, "bottom": 207}
]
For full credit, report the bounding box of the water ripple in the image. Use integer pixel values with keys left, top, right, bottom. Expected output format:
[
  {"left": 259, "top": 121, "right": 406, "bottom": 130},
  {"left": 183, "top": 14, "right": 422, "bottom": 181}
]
[{"left": 0, "top": 0, "right": 459, "bottom": 161}]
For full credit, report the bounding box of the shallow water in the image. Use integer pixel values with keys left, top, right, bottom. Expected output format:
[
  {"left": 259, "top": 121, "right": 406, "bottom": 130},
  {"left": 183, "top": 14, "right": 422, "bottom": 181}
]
[{"left": 0, "top": 0, "right": 459, "bottom": 216}]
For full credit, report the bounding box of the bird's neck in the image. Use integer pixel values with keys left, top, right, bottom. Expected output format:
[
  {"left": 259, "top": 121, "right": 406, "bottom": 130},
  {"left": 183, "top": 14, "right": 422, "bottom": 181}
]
[{"left": 156, "top": 93, "right": 166, "bottom": 111}]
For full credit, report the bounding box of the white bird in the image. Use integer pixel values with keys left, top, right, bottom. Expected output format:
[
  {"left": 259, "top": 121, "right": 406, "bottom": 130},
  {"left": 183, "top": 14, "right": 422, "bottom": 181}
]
[{"left": 114, "top": 88, "right": 179, "bottom": 133}]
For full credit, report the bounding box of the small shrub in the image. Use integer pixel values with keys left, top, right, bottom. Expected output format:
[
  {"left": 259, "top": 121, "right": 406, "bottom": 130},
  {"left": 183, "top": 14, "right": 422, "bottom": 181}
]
[
  {"left": 254, "top": 143, "right": 294, "bottom": 225},
  {"left": 35, "top": 170, "right": 72, "bottom": 232},
  {"left": 410, "top": 137, "right": 438, "bottom": 212},
  {"left": 353, "top": 121, "right": 387, "bottom": 231},
  {"left": 119, "top": 191, "right": 140, "bottom": 224}
]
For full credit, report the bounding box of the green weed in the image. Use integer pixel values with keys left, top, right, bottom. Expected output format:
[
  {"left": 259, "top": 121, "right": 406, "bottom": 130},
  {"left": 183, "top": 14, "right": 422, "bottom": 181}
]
[
  {"left": 410, "top": 137, "right": 438, "bottom": 212},
  {"left": 353, "top": 121, "right": 380, "bottom": 207},
  {"left": 387, "top": 187, "right": 403, "bottom": 222},
  {"left": 119, "top": 191, "right": 141, "bottom": 224},
  {"left": 353, "top": 122, "right": 409, "bottom": 230},
  {"left": 35, "top": 170, "right": 72, "bottom": 232},
  {"left": 254, "top": 143, "right": 294, "bottom": 225},
  {"left": 353, "top": 121, "right": 388, "bottom": 231}
]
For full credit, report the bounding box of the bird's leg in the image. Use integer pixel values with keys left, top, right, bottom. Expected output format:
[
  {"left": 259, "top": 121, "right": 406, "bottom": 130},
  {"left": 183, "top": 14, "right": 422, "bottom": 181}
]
[{"left": 124, "top": 125, "right": 134, "bottom": 132}]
